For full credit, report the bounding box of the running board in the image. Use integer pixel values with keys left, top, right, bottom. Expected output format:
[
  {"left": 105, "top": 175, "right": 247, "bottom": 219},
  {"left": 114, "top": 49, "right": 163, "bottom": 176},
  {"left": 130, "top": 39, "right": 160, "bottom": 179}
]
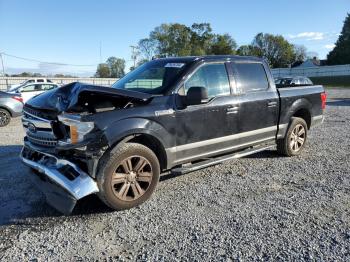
[{"left": 171, "top": 145, "right": 273, "bottom": 175}]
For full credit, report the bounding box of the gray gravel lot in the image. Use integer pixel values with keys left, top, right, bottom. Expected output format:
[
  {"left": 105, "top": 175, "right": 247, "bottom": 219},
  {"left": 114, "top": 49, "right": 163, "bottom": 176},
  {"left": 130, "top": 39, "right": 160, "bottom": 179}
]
[{"left": 0, "top": 89, "right": 349, "bottom": 261}]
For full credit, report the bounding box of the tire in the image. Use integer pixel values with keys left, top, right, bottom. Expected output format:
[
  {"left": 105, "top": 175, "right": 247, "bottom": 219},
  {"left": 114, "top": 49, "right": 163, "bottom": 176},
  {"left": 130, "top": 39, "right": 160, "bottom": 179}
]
[
  {"left": 0, "top": 109, "right": 11, "bottom": 127},
  {"left": 96, "top": 142, "right": 160, "bottom": 211},
  {"left": 277, "top": 117, "right": 308, "bottom": 157}
]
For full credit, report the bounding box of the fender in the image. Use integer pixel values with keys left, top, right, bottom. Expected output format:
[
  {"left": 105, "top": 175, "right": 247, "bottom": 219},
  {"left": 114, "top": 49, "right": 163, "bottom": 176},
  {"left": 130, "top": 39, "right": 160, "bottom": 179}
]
[
  {"left": 103, "top": 117, "right": 174, "bottom": 150},
  {"left": 278, "top": 98, "right": 312, "bottom": 138},
  {"left": 285, "top": 98, "right": 312, "bottom": 122}
]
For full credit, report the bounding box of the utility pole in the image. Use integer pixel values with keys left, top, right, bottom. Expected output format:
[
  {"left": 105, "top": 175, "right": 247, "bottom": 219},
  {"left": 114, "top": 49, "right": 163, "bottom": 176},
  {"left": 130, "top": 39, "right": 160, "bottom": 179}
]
[
  {"left": 99, "top": 41, "right": 102, "bottom": 63},
  {"left": 0, "top": 52, "right": 5, "bottom": 76},
  {"left": 130, "top": 45, "right": 139, "bottom": 69}
]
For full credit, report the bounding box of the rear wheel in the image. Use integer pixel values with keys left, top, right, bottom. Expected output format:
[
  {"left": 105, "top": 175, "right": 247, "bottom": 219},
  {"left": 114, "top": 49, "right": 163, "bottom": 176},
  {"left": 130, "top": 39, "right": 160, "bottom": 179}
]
[
  {"left": 277, "top": 117, "right": 308, "bottom": 156},
  {"left": 0, "top": 109, "right": 11, "bottom": 127},
  {"left": 97, "top": 143, "right": 160, "bottom": 210}
]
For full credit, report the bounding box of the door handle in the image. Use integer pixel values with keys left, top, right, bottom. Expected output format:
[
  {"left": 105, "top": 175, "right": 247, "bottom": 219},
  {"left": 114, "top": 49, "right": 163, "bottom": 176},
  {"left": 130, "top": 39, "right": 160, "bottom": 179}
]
[
  {"left": 227, "top": 106, "right": 239, "bottom": 114},
  {"left": 267, "top": 101, "right": 277, "bottom": 107}
]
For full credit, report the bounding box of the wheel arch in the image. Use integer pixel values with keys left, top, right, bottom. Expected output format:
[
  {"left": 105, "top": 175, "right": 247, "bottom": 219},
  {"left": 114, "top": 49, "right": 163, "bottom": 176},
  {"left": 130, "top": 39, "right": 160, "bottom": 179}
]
[
  {"left": 285, "top": 98, "right": 312, "bottom": 128},
  {"left": 103, "top": 118, "right": 172, "bottom": 171},
  {"left": 292, "top": 108, "right": 311, "bottom": 129},
  {"left": 0, "top": 106, "right": 12, "bottom": 117}
]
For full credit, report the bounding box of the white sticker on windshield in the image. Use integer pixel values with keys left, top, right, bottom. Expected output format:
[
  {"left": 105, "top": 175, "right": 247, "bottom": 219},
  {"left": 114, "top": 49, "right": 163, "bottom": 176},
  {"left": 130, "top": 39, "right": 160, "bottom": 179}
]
[{"left": 165, "top": 63, "right": 185, "bottom": 68}]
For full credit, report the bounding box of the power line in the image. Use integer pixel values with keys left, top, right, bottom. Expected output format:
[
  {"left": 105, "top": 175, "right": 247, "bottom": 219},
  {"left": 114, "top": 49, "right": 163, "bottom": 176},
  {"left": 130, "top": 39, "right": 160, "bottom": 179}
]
[{"left": 0, "top": 52, "right": 97, "bottom": 67}]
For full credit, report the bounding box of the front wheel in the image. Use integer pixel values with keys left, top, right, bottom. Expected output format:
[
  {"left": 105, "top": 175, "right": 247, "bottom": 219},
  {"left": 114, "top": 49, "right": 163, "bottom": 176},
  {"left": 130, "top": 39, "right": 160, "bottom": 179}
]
[
  {"left": 0, "top": 109, "right": 11, "bottom": 127},
  {"left": 97, "top": 143, "right": 160, "bottom": 210},
  {"left": 277, "top": 117, "right": 308, "bottom": 156}
]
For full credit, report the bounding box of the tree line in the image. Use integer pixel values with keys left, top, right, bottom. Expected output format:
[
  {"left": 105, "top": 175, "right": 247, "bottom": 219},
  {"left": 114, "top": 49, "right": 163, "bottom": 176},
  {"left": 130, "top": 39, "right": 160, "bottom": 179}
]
[{"left": 96, "top": 14, "right": 349, "bottom": 78}]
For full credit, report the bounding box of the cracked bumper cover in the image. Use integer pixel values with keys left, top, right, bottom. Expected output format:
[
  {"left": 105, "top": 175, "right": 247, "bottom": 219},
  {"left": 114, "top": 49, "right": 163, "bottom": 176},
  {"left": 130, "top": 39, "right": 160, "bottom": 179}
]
[{"left": 21, "top": 143, "right": 99, "bottom": 214}]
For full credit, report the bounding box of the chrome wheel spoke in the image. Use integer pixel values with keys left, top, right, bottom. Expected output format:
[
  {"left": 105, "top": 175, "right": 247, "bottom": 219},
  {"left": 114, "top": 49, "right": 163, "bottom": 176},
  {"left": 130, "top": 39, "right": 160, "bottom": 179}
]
[
  {"left": 137, "top": 172, "right": 152, "bottom": 182},
  {"left": 297, "top": 137, "right": 304, "bottom": 145},
  {"left": 118, "top": 182, "right": 130, "bottom": 198},
  {"left": 121, "top": 159, "right": 132, "bottom": 173},
  {"left": 112, "top": 172, "right": 127, "bottom": 185},
  {"left": 290, "top": 140, "right": 296, "bottom": 150},
  {"left": 294, "top": 142, "right": 299, "bottom": 150},
  {"left": 131, "top": 182, "right": 144, "bottom": 198},
  {"left": 298, "top": 128, "right": 305, "bottom": 136},
  {"left": 134, "top": 158, "right": 147, "bottom": 172}
]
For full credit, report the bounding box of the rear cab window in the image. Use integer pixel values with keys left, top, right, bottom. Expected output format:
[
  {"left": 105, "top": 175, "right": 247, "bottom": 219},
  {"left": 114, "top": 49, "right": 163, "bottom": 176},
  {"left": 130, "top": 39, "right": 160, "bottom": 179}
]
[{"left": 232, "top": 62, "right": 269, "bottom": 93}]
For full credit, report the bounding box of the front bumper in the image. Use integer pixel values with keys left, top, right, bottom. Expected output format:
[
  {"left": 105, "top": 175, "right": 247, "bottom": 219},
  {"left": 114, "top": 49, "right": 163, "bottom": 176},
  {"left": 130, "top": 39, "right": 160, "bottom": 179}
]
[{"left": 21, "top": 143, "right": 99, "bottom": 214}]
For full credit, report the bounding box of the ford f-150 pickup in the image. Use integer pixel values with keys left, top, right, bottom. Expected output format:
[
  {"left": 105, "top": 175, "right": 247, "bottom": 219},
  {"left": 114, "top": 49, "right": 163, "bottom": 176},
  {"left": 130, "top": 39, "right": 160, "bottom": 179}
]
[{"left": 20, "top": 55, "right": 326, "bottom": 214}]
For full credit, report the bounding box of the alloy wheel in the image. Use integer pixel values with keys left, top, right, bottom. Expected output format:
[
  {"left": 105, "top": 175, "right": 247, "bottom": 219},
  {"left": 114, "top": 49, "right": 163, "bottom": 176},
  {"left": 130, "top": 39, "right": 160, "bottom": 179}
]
[
  {"left": 290, "top": 124, "right": 306, "bottom": 152},
  {"left": 0, "top": 111, "right": 10, "bottom": 126},
  {"left": 111, "top": 155, "right": 153, "bottom": 201}
]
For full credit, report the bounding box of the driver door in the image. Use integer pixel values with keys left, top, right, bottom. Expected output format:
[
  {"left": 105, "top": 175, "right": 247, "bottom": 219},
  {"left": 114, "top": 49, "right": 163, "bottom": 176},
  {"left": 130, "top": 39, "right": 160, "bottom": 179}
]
[{"left": 174, "top": 62, "right": 238, "bottom": 164}]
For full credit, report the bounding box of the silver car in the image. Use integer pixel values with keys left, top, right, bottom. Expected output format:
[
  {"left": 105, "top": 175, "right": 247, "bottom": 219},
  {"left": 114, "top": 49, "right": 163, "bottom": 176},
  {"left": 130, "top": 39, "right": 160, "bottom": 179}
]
[{"left": 0, "top": 91, "right": 24, "bottom": 127}]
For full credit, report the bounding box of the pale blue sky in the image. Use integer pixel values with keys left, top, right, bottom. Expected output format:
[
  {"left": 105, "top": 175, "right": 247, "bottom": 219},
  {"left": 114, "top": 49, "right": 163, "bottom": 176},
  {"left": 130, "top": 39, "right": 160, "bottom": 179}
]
[{"left": 0, "top": 0, "right": 348, "bottom": 76}]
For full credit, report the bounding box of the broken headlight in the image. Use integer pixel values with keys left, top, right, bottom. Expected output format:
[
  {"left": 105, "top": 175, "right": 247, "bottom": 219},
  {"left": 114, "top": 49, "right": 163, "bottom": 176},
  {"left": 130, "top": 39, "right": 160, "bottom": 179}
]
[{"left": 58, "top": 114, "right": 94, "bottom": 144}]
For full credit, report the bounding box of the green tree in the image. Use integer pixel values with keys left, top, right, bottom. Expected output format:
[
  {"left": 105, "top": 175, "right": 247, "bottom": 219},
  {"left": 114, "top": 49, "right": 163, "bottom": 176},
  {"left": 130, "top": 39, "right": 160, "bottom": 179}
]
[
  {"left": 95, "top": 63, "right": 111, "bottom": 78},
  {"left": 190, "top": 23, "right": 213, "bottom": 55},
  {"left": 138, "top": 38, "right": 157, "bottom": 61},
  {"left": 150, "top": 23, "right": 192, "bottom": 56},
  {"left": 237, "top": 45, "right": 257, "bottom": 56},
  {"left": 327, "top": 13, "right": 350, "bottom": 65},
  {"left": 209, "top": 34, "right": 237, "bottom": 55},
  {"left": 19, "top": 72, "right": 32, "bottom": 77},
  {"left": 251, "top": 33, "right": 295, "bottom": 68},
  {"left": 293, "top": 45, "right": 307, "bottom": 62},
  {"left": 106, "top": 57, "right": 125, "bottom": 78},
  {"left": 139, "top": 22, "right": 237, "bottom": 57}
]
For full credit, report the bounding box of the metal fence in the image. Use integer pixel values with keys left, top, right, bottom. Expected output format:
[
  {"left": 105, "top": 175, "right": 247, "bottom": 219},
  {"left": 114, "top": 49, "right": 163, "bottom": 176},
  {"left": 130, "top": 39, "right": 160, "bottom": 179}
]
[
  {"left": 0, "top": 77, "right": 118, "bottom": 91},
  {"left": 271, "top": 64, "right": 350, "bottom": 78}
]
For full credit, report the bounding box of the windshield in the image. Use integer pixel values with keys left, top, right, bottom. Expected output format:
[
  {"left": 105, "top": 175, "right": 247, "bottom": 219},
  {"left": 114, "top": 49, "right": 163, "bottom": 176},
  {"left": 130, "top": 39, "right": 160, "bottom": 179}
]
[{"left": 112, "top": 60, "right": 191, "bottom": 94}]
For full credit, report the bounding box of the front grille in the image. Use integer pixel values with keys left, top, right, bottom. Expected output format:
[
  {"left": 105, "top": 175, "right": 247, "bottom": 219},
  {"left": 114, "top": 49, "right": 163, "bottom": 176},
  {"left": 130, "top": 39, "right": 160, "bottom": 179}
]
[
  {"left": 22, "top": 108, "right": 58, "bottom": 148},
  {"left": 23, "top": 105, "right": 57, "bottom": 120},
  {"left": 27, "top": 132, "right": 58, "bottom": 147}
]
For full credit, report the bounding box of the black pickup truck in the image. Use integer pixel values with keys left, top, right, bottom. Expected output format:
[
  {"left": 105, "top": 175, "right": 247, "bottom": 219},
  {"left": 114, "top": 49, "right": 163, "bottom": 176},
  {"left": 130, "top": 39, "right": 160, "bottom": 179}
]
[{"left": 21, "top": 55, "right": 326, "bottom": 214}]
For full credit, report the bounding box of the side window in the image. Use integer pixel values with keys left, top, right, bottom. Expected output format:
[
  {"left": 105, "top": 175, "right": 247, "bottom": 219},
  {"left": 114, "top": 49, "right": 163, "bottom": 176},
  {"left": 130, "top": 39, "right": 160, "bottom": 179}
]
[
  {"left": 184, "top": 63, "right": 230, "bottom": 98},
  {"left": 293, "top": 78, "right": 300, "bottom": 85},
  {"left": 21, "top": 84, "right": 36, "bottom": 92},
  {"left": 233, "top": 63, "right": 269, "bottom": 92},
  {"left": 37, "top": 79, "right": 44, "bottom": 83},
  {"left": 41, "top": 84, "right": 55, "bottom": 91}
]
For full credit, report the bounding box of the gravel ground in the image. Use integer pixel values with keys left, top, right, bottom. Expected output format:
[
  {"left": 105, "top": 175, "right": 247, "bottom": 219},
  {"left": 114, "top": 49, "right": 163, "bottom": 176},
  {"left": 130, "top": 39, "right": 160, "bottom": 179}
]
[{"left": 0, "top": 88, "right": 349, "bottom": 261}]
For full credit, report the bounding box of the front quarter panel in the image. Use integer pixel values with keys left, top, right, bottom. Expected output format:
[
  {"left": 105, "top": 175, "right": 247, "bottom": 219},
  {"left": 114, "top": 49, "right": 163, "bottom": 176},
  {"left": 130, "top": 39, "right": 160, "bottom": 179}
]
[{"left": 103, "top": 117, "right": 174, "bottom": 149}]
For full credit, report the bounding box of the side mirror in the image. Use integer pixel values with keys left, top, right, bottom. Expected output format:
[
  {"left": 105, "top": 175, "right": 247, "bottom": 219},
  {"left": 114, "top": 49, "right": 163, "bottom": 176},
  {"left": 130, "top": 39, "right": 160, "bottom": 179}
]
[{"left": 186, "top": 86, "right": 208, "bottom": 105}]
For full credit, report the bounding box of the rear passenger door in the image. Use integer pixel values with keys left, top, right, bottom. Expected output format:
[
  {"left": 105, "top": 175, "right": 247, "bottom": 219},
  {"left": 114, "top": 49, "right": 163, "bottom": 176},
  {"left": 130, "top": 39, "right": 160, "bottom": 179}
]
[{"left": 230, "top": 61, "right": 279, "bottom": 145}]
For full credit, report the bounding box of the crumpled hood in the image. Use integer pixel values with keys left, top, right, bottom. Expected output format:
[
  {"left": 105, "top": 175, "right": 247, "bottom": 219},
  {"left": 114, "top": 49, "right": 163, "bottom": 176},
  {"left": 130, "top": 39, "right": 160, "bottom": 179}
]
[{"left": 26, "top": 82, "right": 153, "bottom": 112}]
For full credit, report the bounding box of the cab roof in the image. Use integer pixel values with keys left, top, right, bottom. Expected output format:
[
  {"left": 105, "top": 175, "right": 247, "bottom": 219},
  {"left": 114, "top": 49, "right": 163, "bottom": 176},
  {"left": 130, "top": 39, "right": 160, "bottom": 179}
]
[{"left": 155, "top": 55, "right": 264, "bottom": 63}]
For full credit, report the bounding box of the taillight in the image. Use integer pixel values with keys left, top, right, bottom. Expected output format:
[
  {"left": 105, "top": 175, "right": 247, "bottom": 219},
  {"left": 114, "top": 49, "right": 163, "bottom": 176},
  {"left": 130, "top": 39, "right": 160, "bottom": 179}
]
[
  {"left": 320, "top": 92, "right": 327, "bottom": 110},
  {"left": 12, "top": 96, "right": 23, "bottom": 103}
]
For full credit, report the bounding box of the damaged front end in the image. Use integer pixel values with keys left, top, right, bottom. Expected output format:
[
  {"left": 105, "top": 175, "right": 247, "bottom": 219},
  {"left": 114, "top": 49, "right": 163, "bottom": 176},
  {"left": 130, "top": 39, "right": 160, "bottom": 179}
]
[
  {"left": 21, "top": 145, "right": 99, "bottom": 214},
  {"left": 20, "top": 82, "right": 153, "bottom": 214}
]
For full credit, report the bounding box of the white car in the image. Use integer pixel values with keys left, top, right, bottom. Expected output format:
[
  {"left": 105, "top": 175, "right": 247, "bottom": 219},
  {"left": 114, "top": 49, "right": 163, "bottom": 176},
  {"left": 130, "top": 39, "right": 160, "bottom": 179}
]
[
  {"left": 8, "top": 78, "right": 54, "bottom": 91},
  {"left": 11, "top": 83, "right": 59, "bottom": 103}
]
